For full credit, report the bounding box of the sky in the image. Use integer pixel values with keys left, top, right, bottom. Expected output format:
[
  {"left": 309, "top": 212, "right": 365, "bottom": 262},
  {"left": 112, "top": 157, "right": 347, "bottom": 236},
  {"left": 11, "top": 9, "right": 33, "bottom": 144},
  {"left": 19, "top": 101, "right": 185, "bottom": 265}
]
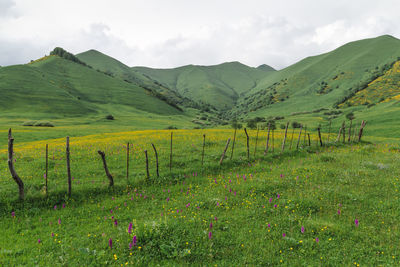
[{"left": 1, "top": 0, "right": 400, "bottom": 69}]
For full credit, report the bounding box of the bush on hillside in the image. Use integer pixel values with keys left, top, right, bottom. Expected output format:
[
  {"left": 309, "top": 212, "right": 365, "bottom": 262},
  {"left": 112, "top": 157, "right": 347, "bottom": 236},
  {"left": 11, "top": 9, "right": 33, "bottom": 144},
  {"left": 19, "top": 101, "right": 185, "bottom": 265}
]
[
  {"left": 34, "top": 121, "right": 54, "bottom": 127},
  {"left": 106, "top": 114, "right": 114, "bottom": 120}
]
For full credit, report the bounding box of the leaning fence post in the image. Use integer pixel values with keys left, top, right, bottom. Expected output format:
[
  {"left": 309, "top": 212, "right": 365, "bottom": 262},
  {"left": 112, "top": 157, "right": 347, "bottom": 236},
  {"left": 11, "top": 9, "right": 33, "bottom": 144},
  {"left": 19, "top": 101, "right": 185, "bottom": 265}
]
[
  {"left": 296, "top": 125, "right": 303, "bottom": 150},
  {"left": 98, "top": 150, "right": 114, "bottom": 187},
  {"left": 8, "top": 129, "right": 24, "bottom": 200},
  {"left": 254, "top": 127, "right": 260, "bottom": 158},
  {"left": 145, "top": 150, "right": 150, "bottom": 180},
  {"left": 342, "top": 121, "right": 346, "bottom": 143},
  {"left": 45, "top": 144, "right": 48, "bottom": 195},
  {"left": 281, "top": 122, "right": 289, "bottom": 153},
  {"left": 317, "top": 127, "right": 323, "bottom": 147},
  {"left": 151, "top": 143, "right": 159, "bottom": 178},
  {"left": 336, "top": 126, "right": 342, "bottom": 143},
  {"left": 289, "top": 127, "right": 295, "bottom": 150},
  {"left": 126, "top": 142, "right": 129, "bottom": 182},
  {"left": 219, "top": 138, "right": 231, "bottom": 165},
  {"left": 169, "top": 132, "right": 173, "bottom": 173},
  {"left": 202, "top": 134, "right": 206, "bottom": 166},
  {"left": 303, "top": 125, "right": 307, "bottom": 146},
  {"left": 66, "top": 136, "right": 72, "bottom": 197},
  {"left": 244, "top": 128, "right": 250, "bottom": 160},
  {"left": 348, "top": 119, "right": 353, "bottom": 142},
  {"left": 230, "top": 128, "right": 237, "bottom": 160},
  {"left": 358, "top": 120, "right": 367, "bottom": 142},
  {"left": 264, "top": 123, "right": 271, "bottom": 155},
  {"left": 272, "top": 129, "right": 275, "bottom": 152},
  {"left": 307, "top": 133, "right": 311, "bottom": 146}
]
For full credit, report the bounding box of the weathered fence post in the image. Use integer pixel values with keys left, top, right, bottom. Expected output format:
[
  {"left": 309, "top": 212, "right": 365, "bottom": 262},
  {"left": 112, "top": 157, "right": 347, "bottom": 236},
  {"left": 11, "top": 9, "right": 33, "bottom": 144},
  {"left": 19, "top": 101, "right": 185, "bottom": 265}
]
[
  {"left": 307, "top": 133, "right": 311, "bottom": 146},
  {"left": 272, "top": 129, "right": 275, "bottom": 152},
  {"left": 145, "top": 150, "right": 150, "bottom": 180},
  {"left": 281, "top": 122, "right": 289, "bottom": 153},
  {"left": 358, "top": 120, "right": 367, "bottom": 142},
  {"left": 289, "top": 127, "right": 295, "bottom": 150},
  {"left": 219, "top": 138, "right": 231, "bottom": 165},
  {"left": 296, "top": 125, "right": 303, "bottom": 150},
  {"left": 303, "top": 125, "right": 307, "bottom": 146},
  {"left": 264, "top": 123, "right": 271, "bottom": 155},
  {"left": 126, "top": 142, "right": 129, "bottom": 182},
  {"left": 45, "top": 144, "right": 48, "bottom": 195},
  {"left": 66, "top": 136, "right": 72, "bottom": 197},
  {"left": 353, "top": 125, "right": 358, "bottom": 142},
  {"left": 169, "top": 132, "right": 173, "bottom": 173},
  {"left": 348, "top": 120, "right": 353, "bottom": 142},
  {"left": 8, "top": 129, "right": 24, "bottom": 200},
  {"left": 151, "top": 143, "right": 159, "bottom": 178},
  {"left": 98, "top": 150, "right": 114, "bottom": 187},
  {"left": 342, "top": 121, "right": 346, "bottom": 143},
  {"left": 244, "top": 128, "right": 250, "bottom": 160},
  {"left": 202, "top": 134, "right": 206, "bottom": 166},
  {"left": 230, "top": 128, "right": 236, "bottom": 160},
  {"left": 317, "top": 127, "right": 323, "bottom": 147},
  {"left": 336, "top": 126, "right": 342, "bottom": 143},
  {"left": 254, "top": 127, "right": 260, "bottom": 158}
]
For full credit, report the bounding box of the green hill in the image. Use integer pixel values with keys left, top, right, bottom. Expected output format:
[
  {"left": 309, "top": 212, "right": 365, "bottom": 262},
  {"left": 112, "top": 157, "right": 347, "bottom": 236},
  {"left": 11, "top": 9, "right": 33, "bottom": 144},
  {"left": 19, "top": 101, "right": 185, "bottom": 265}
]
[
  {"left": 0, "top": 54, "right": 184, "bottom": 120},
  {"left": 230, "top": 35, "right": 400, "bottom": 117},
  {"left": 132, "top": 62, "right": 276, "bottom": 110},
  {"left": 76, "top": 50, "right": 200, "bottom": 111}
]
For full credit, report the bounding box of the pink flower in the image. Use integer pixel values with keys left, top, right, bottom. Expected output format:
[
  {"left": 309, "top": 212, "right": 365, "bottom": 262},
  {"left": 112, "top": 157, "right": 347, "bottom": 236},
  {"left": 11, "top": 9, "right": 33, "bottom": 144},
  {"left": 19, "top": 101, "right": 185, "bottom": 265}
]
[
  {"left": 38, "top": 239, "right": 41, "bottom": 244},
  {"left": 315, "top": 237, "right": 319, "bottom": 243},
  {"left": 282, "top": 233, "right": 286, "bottom": 237},
  {"left": 109, "top": 238, "right": 113, "bottom": 249},
  {"left": 337, "top": 209, "right": 341, "bottom": 215},
  {"left": 301, "top": 226, "right": 305, "bottom": 233},
  {"left": 128, "top": 223, "right": 133, "bottom": 234},
  {"left": 355, "top": 219, "right": 359, "bottom": 227},
  {"left": 208, "top": 232, "right": 212, "bottom": 239},
  {"left": 11, "top": 211, "right": 15, "bottom": 218}
]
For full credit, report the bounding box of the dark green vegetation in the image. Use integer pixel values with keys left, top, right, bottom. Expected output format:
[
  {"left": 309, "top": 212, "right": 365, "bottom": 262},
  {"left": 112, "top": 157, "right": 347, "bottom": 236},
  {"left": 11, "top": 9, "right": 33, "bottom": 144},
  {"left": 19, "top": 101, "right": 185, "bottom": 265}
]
[{"left": 0, "top": 129, "right": 399, "bottom": 265}]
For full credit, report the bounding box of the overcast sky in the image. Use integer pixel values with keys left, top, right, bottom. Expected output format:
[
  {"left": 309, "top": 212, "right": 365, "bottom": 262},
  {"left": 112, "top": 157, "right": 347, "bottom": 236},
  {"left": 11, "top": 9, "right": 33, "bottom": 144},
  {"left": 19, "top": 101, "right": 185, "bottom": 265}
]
[{"left": 1, "top": 0, "right": 400, "bottom": 69}]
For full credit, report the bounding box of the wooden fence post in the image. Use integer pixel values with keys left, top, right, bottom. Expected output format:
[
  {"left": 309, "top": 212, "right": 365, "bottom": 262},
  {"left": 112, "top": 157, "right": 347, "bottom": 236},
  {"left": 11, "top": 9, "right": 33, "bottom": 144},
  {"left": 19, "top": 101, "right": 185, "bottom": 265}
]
[
  {"left": 126, "top": 142, "right": 129, "bottom": 182},
  {"left": 296, "top": 125, "right": 303, "bottom": 150},
  {"left": 254, "top": 127, "right": 260, "bottom": 158},
  {"left": 307, "top": 133, "right": 311, "bottom": 146},
  {"left": 317, "top": 127, "right": 323, "bottom": 147},
  {"left": 348, "top": 120, "right": 353, "bottom": 142},
  {"left": 264, "top": 123, "right": 271, "bottom": 155},
  {"left": 272, "top": 129, "right": 275, "bottom": 152},
  {"left": 230, "top": 128, "right": 236, "bottom": 160},
  {"left": 244, "top": 128, "right": 250, "bottom": 160},
  {"left": 169, "top": 132, "right": 173, "bottom": 173},
  {"left": 289, "top": 127, "right": 295, "bottom": 150},
  {"left": 45, "top": 144, "right": 48, "bottom": 195},
  {"left": 66, "top": 137, "right": 72, "bottom": 197},
  {"left": 202, "top": 134, "right": 206, "bottom": 166},
  {"left": 281, "top": 122, "right": 289, "bottom": 153},
  {"left": 342, "top": 121, "right": 346, "bottom": 143},
  {"left": 358, "top": 120, "right": 367, "bottom": 142},
  {"left": 145, "top": 150, "right": 150, "bottom": 180},
  {"left": 151, "top": 143, "right": 159, "bottom": 178},
  {"left": 219, "top": 138, "right": 231, "bottom": 165},
  {"left": 7, "top": 129, "right": 24, "bottom": 200},
  {"left": 336, "top": 126, "right": 342, "bottom": 143},
  {"left": 98, "top": 150, "right": 114, "bottom": 187},
  {"left": 303, "top": 125, "right": 307, "bottom": 146}
]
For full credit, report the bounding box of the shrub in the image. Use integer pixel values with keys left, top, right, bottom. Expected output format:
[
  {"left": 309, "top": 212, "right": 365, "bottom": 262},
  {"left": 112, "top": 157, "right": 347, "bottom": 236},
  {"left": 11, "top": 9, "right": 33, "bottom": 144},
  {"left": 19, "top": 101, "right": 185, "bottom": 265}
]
[
  {"left": 106, "top": 114, "right": 114, "bottom": 120},
  {"left": 22, "top": 121, "right": 36, "bottom": 126},
  {"left": 279, "top": 123, "right": 286, "bottom": 129},
  {"left": 34, "top": 121, "right": 54, "bottom": 127},
  {"left": 165, "top": 126, "right": 178, "bottom": 129},
  {"left": 291, "top": 121, "right": 302, "bottom": 128}
]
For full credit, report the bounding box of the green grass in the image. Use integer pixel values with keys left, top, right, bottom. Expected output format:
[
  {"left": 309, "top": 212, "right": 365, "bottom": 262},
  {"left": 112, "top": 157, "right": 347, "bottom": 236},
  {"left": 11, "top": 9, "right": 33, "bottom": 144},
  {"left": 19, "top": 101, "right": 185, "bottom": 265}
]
[{"left": 0, "top": 128, "right": 399, "bottom": 265}]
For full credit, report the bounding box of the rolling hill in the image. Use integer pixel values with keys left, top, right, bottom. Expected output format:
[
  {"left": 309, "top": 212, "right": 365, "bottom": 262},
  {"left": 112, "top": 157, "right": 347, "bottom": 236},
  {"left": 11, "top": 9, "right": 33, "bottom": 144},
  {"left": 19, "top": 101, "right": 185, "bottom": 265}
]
[
  {"left": 0, "top": 54, "right": 184, "bottom": 121},
  {"left": 132, "top": 62, "right": 276, "bottom": 110}
]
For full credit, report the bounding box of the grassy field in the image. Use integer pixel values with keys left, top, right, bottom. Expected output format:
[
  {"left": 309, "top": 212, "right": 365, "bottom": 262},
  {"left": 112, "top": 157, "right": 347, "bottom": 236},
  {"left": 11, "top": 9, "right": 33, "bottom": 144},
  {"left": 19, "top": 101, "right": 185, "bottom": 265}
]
[{"left": 0, "top": 127, "right": 399, "bottom": 265}]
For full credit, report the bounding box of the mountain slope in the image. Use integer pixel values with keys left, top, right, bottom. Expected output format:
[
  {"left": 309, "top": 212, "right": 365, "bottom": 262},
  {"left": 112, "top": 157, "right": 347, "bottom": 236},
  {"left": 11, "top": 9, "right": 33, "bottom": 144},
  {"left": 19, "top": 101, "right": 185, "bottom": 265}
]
[
  {"left": 76, "top": 50, "right": 200, "bottom": 110},
  {"left": 231, "top": 35, "right": 400, "bottom": 118},
  {"left": 132, "top": 62, "right": 276, "bottom": 110},
  {"left": 0, "top": 55, "right": 183, "bottom": 118}
]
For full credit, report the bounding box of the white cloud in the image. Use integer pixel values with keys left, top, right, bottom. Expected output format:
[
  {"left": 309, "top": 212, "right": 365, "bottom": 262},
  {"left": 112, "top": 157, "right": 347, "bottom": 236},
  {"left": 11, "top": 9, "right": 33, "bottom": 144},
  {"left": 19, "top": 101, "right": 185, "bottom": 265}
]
[{"left": 1, "top": 0, "right": 400, "bottom": 69}]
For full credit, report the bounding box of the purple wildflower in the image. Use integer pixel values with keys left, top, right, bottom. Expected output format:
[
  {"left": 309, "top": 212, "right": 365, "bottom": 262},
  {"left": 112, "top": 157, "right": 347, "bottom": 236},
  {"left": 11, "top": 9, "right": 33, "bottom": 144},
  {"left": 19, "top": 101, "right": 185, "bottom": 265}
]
[
  {"left": 132, "top": 235, "right": 137, "bottom": 246},
  {"left": 114, "top": 219, "right": 118, "bottom": 226},
  {"left": 11, "top": 211, "right": 15, "bottom": 218},
  {"left": 355, "top": 219, "right": 359, "bottom": 227},
  {"left": 209, "top": 222, "right": 213, "bottom": 229},
  {"left": 208, "top": 232, "right": 212, "bottom": 239},
  {"left": 282, "top": 233, "right": 286, "bottom": 237},
  {"left": 38, "top": 239, "right": 41, "bottom": 244},
  {"left": 315, "top": 237, "right": 319, "bottom": 243},
  {"left": 109, "top": 238, "right": 113, "bottom": 249},
  {"left": 128, "top": 223, "right": 133, "bottom": 234},
  {"left": 301, "top": 226, "right": 305, "bottom": 233}
]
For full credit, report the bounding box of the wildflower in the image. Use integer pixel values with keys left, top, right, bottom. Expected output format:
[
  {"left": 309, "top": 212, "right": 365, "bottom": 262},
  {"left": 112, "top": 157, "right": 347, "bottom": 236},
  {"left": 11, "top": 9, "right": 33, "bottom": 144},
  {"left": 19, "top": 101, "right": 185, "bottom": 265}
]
[
  {"left": 355, "top": 219, "right": 359, "bottom": 227},
  {"left": 208, "top": 232, "right": 212, "bottom": 239},
  {"left": 58, "top": 219, "right": 61, "bottom": 225},
  {"left": 114, "top": 220, "right": 118, "bottom": 226},
  {"left": 109, "top": 238, "right": 113, "bottom": 249},
  {"left": 301, "top": 226, "right": 305, "bottom": 233},
  {"left": 11, "top": 211, "right": 15, "bottom": 218},
  {"left": 166, "top": 197, "right": 170, "bottom": 202},
  {"left": 269, "top": 198, "right": 272, "bottom": 203},
  {"left": 51, "top": 233, "right": 54, "bottom": 237},
  {"left": 129, "top": 242, "right": 133, "bottom": 250},
  {"left": 282, "top": 233, "right": 286, "bottom": 237},
  {"left": 128, "top": 223, "right": 133, "bottom": 234},
  {"left": 315, "top": 237, "right": 319, "bottom": 243},
  {"left": 209, "top": 222, "right": 213, "bottom": 229},
  {"left": 132, "top": 235, "right": 137, "bottom": 246},
  {"left": 338, "top": 209, "right": 341, "bottom": 215},
  {"left": 267, "top": 223, "right": 271, "bottom": 228},
  {"left": 62, "top": 203, "right": 66, "bottom": 208},
  {"left": 38, "top": 239, "right": 41, "bottom": 244},
  {"left": 277, "top": 194, "right": 280, "bottom": 199},
  {"left": 54, "top": 205, "right": 57, "bottom": 210}
]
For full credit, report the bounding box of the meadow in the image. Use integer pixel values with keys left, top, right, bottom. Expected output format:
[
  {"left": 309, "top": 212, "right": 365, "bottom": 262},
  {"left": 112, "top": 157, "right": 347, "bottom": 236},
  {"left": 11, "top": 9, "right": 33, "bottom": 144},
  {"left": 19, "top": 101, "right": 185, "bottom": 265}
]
[{"left": 0, "top": 127, "right": 399, "bottom": 266}]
